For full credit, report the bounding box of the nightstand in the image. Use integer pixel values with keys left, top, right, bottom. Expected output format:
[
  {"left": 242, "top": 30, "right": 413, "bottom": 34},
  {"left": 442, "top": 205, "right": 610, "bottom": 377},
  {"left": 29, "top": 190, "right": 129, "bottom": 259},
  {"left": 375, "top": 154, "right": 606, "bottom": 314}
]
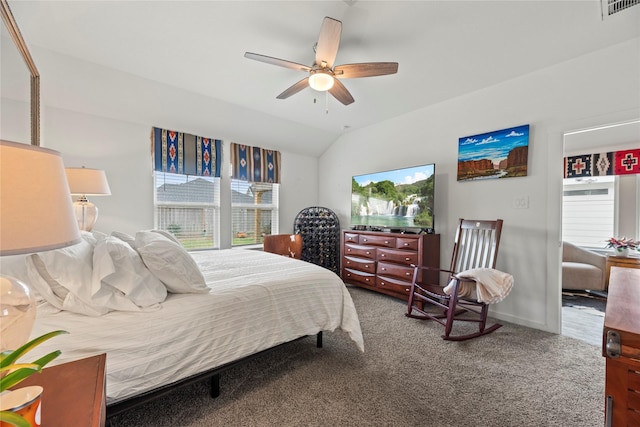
[
  {"left": 605, "top": 256, "right": 640, "bottom": 288},
  {"left": 18, "top": 353, "right": 106, "bottom": 427}
]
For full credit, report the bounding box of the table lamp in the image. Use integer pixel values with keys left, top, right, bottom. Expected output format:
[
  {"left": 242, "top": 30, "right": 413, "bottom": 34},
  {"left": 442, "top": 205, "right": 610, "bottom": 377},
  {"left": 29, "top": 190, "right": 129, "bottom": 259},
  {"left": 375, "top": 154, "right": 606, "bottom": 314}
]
[
  {"left": 65, "top": 167, "right": 111, "bottom": 231},
  {"left": 0, "top": 140, "right": 81, "bottom": 352}
]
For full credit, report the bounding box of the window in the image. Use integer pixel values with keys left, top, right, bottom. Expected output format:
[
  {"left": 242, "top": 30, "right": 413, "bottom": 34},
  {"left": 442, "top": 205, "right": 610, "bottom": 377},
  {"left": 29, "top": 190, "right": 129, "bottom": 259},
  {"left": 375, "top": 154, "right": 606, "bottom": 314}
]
[
  {"left": 562, "top": 176, "right": 615, "bottom": 248},
  {"left": 231, "top": 179, "right": 279, "bottom": 246},
  {"left": 154, "top": 172, "right": 220, "bottom": 250}
]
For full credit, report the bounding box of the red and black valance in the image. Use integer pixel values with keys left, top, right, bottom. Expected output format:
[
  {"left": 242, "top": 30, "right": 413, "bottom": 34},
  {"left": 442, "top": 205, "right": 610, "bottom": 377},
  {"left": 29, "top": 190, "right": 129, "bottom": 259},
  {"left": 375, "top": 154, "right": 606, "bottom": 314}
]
[
  {"left": 152, "top": 127, "right": 221, "bottom": 177},
  {"left": 564, "top": 148, "right": 640, "bottom": 178}
]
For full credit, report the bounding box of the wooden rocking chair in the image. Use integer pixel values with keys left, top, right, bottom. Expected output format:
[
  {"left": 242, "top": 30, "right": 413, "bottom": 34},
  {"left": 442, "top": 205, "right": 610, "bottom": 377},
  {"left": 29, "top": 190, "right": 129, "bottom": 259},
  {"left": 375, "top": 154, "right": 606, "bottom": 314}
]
[{"left": 406, "top": 219, "right": 505, "bottom": 341}]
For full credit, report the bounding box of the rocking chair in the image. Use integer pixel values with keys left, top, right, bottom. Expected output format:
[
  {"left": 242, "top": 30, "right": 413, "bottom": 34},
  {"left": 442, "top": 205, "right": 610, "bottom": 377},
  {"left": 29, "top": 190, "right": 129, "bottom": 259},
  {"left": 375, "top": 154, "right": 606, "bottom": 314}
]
[{"left": 406, "top": 219, "right": 505, "bottom": 341}]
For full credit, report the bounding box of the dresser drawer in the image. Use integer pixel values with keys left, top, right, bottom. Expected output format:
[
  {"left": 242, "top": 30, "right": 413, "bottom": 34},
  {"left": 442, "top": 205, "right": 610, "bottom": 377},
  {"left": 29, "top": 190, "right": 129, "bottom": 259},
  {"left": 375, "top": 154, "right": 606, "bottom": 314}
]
[
  {"left": 342, "top": 256, "right": 376, "bottom": 274},
  {"left": 377, "top": 248, "right": 418, "bottom": 266},
  {"left": 377, "top": 261, "right": 415, "bottom": 281},
  {"left": 343, "top": 268, "right": 376, "bottom": 286},
  {"left": 376, "top": 275, "right": 413, "bottom": 295},
  {"left": 396, "top": 237, "right": 419, "bottom": 251},
  {"left": 344, "top": 243, "right": 376, "bottom": 259},
  {"left": 359, "top": 234, "right": 396, "bottom": 248},
  {"left": 343, "top": 233, "right": 360, "bottom": 244}
]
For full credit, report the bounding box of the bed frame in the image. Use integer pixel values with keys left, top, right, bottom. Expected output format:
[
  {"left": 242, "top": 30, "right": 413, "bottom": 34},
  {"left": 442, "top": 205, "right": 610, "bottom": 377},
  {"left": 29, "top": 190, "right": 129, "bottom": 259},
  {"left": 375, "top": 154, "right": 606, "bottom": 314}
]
[{"left": 105, "top": 332, "right": 323, "bottom": 420}]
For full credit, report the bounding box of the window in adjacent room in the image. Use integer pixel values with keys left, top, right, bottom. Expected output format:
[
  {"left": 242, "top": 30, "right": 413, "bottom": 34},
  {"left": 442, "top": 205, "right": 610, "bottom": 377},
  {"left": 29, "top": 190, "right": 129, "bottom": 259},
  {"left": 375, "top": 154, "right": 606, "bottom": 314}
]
[
  {"left": 562, "top": 176, "right": 615, "bottom": 248},
  {"left": 154, "top": 172, "right": 220, "bottom": 250}
]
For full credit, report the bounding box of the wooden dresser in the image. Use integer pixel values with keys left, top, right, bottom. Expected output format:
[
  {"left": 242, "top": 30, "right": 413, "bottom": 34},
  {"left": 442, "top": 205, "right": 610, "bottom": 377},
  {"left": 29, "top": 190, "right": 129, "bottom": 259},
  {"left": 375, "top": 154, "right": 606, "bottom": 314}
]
[
  {"left": 341, "top": 230, "right": 440, "bottom": 301},
  {"left": 603, "top": 267, "right": 640, "bottom": 426}
]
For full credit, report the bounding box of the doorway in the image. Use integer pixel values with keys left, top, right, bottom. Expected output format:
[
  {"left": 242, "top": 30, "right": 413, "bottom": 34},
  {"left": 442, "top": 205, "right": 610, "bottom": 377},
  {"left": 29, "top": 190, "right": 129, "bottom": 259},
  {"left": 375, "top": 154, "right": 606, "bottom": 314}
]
[{"left": 560, "top": 119, "right": 640, "bottom": 346}]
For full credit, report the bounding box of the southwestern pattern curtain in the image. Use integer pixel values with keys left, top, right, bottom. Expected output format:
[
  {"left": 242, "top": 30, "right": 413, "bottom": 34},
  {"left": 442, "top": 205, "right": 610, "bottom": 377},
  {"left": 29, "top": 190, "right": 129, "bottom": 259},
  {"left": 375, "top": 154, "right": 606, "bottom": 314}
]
[
  {"left": 152, "top": 127, "right": 222, "bottom": 177},
  {"left": 564, "top": 148, "right": 640, "bottom": 178},
  {"left": 230, "top": 143, "right": 281, "bottom": 183}
]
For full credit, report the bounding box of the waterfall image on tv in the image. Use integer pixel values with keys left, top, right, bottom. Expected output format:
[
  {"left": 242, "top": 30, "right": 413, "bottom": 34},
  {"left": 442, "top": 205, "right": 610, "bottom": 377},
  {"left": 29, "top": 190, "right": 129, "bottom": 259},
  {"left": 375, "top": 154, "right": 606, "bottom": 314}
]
[{"left": 351, "top": 164, "right": 435, "bottom": 229}]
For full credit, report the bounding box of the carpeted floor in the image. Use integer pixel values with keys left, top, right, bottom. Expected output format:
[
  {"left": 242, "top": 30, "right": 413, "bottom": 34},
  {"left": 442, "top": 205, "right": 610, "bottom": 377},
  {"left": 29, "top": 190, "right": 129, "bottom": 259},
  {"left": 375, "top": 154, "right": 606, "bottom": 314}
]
[{"left": 108, "top": 286, "right": 605, "bottom": 426}]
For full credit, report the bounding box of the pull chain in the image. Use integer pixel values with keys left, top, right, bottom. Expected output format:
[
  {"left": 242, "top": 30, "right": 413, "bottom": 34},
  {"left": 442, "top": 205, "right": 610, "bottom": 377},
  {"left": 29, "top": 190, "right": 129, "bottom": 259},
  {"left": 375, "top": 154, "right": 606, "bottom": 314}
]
[{"left": 325, "top": 91, "right": 329, "bottom": 114}]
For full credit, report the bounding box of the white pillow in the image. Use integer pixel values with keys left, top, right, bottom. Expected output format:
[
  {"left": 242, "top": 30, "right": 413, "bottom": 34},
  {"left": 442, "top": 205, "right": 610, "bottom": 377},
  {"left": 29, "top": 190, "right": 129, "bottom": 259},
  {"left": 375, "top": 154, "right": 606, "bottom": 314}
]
[
  {"left": 26, "top": 254, "right": 107, "bottom": 316},
  {"left": 135, "top": 232, "right": 208, "bottom": 294},
  {"left": 111, "top": 231, "right": 136, "bottom": 249},
  {"left": 93, "top": 236, "right": 167, "bottom": 307},
  {"left": 28, "top": 238, "right": 98, "bottom": 302}
]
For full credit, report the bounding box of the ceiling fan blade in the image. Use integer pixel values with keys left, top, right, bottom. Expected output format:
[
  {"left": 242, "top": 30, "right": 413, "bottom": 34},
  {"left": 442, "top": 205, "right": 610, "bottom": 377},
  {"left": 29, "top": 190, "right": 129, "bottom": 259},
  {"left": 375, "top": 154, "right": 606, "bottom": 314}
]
[
  {"left": 244, "top": 52, "right": 311, "bottom": 72},
  {"left": 315, "top": 17, "right": 342, "bottom": 68},
  {"left": 276, "top": 77, "right": 310, "bottom": 99},
  {"left": 334, "top": 62, "right": 399, "bottom": 78},
  {"left": 328, "top": 79, "right": 354, "bottom": 105}
]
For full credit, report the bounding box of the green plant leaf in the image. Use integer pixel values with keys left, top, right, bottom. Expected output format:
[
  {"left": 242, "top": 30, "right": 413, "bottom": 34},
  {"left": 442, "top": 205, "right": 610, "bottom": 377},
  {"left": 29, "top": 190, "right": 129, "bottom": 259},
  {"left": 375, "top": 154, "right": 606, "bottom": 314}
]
[
  {"left": 0, "top": 363, "right": 40, "bottom": 374},
  {"left": 0, "top": 330, "right": 67, "bottom": 369},
  {"left": 0, "top": 410, "right": 31, "bottom": 427},
  {"left": 0, "top": 367, "right": 41, "bottom": 392},
  {"left": 31, "top": 350, "right": 62, "bottom": 369}
]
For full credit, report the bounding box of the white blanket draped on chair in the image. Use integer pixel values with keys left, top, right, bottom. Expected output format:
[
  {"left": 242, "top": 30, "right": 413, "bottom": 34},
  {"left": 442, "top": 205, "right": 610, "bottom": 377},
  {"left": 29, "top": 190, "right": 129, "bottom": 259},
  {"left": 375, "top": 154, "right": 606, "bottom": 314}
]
[{"left": 444, "top": 268, "right": 514, "bottom": 304}]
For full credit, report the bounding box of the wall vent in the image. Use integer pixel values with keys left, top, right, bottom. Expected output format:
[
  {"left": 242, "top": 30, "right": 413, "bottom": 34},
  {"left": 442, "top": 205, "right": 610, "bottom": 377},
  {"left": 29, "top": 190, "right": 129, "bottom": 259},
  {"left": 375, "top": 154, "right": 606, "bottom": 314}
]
[{"left": 602, "top": 0, "right": 639, "bottom": 18}]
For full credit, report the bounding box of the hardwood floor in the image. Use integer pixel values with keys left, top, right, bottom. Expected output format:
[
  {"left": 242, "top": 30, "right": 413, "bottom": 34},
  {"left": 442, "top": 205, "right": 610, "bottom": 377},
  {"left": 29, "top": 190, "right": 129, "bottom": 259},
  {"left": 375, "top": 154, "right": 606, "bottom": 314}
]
[{"left": 561, "top": 292, "right": 606, "bottom": 347}]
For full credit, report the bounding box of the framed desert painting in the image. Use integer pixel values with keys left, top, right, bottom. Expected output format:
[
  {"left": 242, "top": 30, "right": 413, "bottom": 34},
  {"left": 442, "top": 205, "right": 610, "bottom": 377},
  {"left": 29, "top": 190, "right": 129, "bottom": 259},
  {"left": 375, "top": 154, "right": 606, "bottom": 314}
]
[{"left": 457, "top": 124, "right": 530, "bottom": 181}]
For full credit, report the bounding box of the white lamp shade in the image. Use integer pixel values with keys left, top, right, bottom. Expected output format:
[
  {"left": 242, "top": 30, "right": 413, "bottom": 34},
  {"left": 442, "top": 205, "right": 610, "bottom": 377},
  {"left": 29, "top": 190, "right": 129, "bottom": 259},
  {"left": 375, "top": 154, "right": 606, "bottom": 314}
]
[
  {"left": 65, "top": 167, "right": 111, "bottom": 196},
  {"left": 0, "top": 140, "right": 81, "bottom": 256},
  {"left": 309, "top": 72, "right": 335, "bottom": 92}
]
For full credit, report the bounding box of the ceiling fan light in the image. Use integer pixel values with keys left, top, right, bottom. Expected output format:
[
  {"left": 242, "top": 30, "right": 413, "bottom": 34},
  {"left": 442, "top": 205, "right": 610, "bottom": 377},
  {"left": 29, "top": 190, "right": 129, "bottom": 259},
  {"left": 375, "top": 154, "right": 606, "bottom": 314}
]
[{"left": 309, "top": 72, "right": 334, "bottom": 92}]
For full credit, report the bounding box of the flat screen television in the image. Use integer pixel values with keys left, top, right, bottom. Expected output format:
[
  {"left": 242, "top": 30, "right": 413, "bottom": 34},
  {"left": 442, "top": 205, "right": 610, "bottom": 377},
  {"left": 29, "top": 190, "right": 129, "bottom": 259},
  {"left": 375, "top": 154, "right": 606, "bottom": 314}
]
[{"left": 351, "top": 163, "right": 435, "bottom": 231}]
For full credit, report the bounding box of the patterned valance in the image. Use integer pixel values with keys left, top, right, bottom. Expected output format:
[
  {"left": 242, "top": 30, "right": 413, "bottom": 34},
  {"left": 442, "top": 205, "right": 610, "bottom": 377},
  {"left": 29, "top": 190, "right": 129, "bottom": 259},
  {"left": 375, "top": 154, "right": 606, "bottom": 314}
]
[
  {"left": 230, "top": 143, "right": 281, "bottom": 183},
  {"left": 564, "top": 148, "right": 640, "bottom": 178},
  {"left": 152, "top": 127, "right": 221, "bottom": 177}
]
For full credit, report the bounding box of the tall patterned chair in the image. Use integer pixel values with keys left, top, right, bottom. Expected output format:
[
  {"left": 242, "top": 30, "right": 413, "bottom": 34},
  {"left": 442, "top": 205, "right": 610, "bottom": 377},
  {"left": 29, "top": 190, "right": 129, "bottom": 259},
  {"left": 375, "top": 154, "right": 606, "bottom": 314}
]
[{"left": 293, "top": 207, "right": 340, "bottom": 274}]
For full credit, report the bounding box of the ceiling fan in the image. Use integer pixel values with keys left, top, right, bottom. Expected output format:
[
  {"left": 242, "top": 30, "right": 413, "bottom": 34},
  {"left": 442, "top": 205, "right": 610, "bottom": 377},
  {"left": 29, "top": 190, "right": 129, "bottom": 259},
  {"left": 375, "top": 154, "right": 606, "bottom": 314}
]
[{"left": 244, "top": 16, "right": 398, "bottom": 106}]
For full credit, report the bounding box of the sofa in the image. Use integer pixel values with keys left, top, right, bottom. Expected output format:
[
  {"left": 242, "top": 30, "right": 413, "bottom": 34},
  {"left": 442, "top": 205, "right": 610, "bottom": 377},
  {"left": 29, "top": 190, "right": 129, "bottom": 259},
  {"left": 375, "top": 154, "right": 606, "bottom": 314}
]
[{"left": 562, "top": 241, "right": 607, "bottom": 291}]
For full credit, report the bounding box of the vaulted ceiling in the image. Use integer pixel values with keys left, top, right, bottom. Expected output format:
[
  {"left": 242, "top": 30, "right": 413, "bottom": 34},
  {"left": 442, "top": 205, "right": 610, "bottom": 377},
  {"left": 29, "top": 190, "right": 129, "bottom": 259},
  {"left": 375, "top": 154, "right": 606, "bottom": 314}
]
[{"left": 3, "top": 1, "right": 639, "bottom": 156}]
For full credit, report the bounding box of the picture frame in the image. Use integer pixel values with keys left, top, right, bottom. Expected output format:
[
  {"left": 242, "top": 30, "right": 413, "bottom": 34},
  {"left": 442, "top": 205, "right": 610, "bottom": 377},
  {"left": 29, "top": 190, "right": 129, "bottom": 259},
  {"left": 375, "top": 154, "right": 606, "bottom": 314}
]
[{"left": 457, "top": 124, "right": 530, "bottom": 181}]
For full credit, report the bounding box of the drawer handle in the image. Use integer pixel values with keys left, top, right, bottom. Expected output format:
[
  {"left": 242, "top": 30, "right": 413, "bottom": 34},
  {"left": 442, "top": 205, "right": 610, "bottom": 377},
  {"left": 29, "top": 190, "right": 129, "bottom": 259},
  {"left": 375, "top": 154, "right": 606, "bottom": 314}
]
[
  {"left": 406, "top": 272, "right": 411, "bottom": 276},
  {"left": 381, "top": 254, "right": 385, "bottom": 257},
  {"left": 365, "top": 278, "right": 370, "bottom": 282},
  {"left": 385, "top": 240, "right": 389, "bottom": 244},
  {"left": 346, "top": 261, "right": 351, "bottom": 265},
  {"left": 347, "top": 249, "right": 351, "bottom": 252},
  {"left": 404, "top": 288, "right": 410, "bottom": 292},
  {"left": 381, "top": 267, "right": 386, "bottom": 271},
  {"left": 403, "top": 243, "right": 409, "bottom": 246},
  {"left": 380, "top": 282, "right": 385, "bottom": 286},
  {"left": 347, "top": 273, "right": 351, "bottom": 277},
  {"left": 364, "top": 264, "right": 369, "bottom": 268},
  {"left": 405, "top": 257, "right": 411, "bottom": 261},
  {"left": 363, "top": 238, "right": 368, "bottom": 242},
  {"left": 366, "top": 251, "right": 371, "bottom": 255}
]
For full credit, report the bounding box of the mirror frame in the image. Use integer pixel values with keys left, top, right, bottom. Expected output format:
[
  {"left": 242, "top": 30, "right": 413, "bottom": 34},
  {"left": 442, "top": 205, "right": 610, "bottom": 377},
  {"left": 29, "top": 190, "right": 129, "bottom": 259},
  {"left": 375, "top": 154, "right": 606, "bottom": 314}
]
[{"left": 1, "top": 0, "right": 40, "bottom": 146}]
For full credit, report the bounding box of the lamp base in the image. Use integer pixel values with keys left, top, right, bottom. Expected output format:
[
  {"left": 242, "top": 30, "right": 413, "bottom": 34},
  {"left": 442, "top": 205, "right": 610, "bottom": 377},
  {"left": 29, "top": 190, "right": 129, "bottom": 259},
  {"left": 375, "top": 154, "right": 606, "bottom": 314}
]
[
  {"left": 73, "top": 196, "right": 98, "bottom": 231},
  {"left": 0, "top": 275, "right": 36, "bottom": 352}
]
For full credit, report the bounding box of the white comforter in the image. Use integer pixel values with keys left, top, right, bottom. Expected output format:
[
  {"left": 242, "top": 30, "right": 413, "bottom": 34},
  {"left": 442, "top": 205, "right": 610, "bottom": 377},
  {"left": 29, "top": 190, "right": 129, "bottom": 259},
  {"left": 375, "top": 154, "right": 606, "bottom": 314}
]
[{"left": 28, "top": 249, "right": 364, "bottom": 403}]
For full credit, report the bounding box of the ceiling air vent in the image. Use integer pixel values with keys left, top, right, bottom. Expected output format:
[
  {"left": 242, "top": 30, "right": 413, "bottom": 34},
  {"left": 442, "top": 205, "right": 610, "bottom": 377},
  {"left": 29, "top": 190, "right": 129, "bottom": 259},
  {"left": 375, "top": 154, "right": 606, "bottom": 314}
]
[{"left": 601, "top": 0, "right": 639, "bottom": 18}]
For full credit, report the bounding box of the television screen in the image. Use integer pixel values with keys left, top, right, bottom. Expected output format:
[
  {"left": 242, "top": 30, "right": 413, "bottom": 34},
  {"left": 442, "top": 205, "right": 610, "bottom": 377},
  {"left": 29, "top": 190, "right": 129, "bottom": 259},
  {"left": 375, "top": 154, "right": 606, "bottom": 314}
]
[{"left": 351, "top": 164, "right": 435, "bottom": 230}]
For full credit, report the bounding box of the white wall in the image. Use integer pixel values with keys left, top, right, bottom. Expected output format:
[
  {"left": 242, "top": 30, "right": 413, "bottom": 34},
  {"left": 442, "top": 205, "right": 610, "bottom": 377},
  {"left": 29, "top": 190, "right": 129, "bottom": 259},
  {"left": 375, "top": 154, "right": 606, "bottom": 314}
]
[
  {"left": 318, "top": 38, "right": 640, "bottom": 332},
  {"left": 1, "top": 99, "right": 320, "bottom": 246}
]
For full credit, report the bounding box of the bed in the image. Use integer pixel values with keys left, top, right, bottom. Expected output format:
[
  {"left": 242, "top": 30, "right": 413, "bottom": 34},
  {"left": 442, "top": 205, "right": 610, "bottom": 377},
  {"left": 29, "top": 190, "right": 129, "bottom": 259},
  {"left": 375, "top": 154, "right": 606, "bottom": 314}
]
[{"left": 3, "top": 231, "right": 364, "bottom": 417}]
